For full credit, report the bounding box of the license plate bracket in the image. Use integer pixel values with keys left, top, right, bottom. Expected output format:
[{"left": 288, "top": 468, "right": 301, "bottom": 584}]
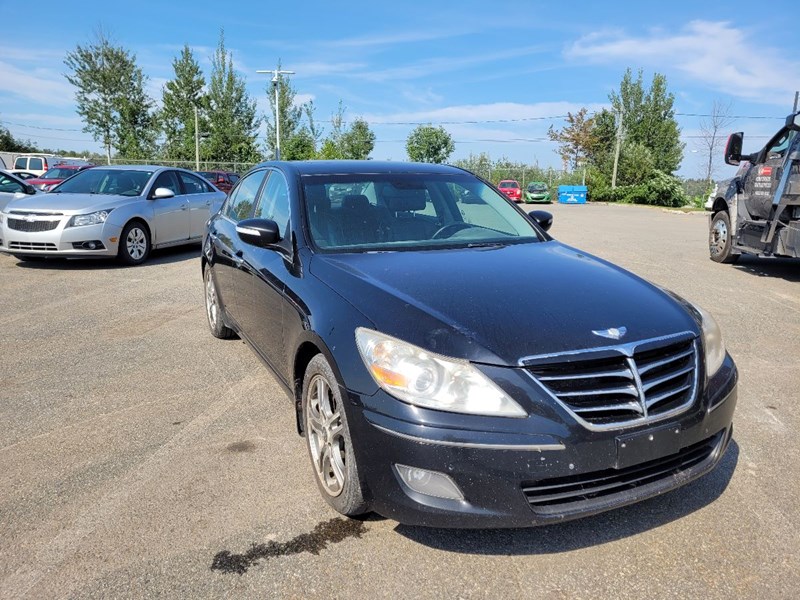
[{"left": 616, "top": 423, "right": 682, "bottom": 469}]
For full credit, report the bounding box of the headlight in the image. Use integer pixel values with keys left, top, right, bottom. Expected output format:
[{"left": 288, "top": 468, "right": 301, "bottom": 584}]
[
  {"left": 67, "top": 210, "right": 112, "bottom": 228},
  {"left": 692, "top": 303, "right": 726, "bottom": 377},
  {"left": 355, "top": 328, "right": 526, "bottom": 418}
]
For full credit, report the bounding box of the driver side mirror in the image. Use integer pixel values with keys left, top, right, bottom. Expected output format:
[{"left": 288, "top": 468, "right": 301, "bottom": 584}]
[
  {"left": 530, "top": 210, "right": 553, "bottom": 232},
  {"left": 24, "top": 184, "right": 37, "bottom": 195},
  {"left": 236, "top": 218, "right": 280, "bottom": 248},
  {"left": 786, "top": 112, "right": 800, "bottom": 131},
  {"left": 152, "top": 187, "right": 175, "bottom": 199},
  {"left": 724, "top": 132, "right": 744, "bottom": 165}
]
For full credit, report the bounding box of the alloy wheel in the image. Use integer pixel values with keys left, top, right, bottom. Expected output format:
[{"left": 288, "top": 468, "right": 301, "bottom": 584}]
[
  {"left": 126, "top": 227, "right": 147, "bottom": 260},
  {"left": 305, "top": 375, "right": 346, "bottom": 497}
]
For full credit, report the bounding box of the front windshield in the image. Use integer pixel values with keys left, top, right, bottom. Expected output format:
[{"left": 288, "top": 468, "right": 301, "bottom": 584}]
[
  {"left": 41, "top": 168, "right": 78, "bottom": 180},
  {"left": 52, "top": 169, "right": 153, "bottom": 196},
  {"left": 498, "top": 181, "right": 518, "bottom": 189},
  {"left": 528, "top": 183, "right": 547, "bottom": 192},
  {"left": 303, "top": 173, "right": 542, "bottom": 252}
]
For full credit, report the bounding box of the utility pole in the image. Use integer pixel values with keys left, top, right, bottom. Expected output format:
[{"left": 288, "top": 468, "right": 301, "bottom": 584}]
[
  {"left": 194, "top": 105, "right": 200, "bottom": 171},
  {"left": 794, "top": 91, "right": 799, "bottom": 113},
  {"left": 611, "top": 110, "right": 624, "bottom": 189},
  {"left": 256, "top": 67, "right": 296, "bottom": 160}
]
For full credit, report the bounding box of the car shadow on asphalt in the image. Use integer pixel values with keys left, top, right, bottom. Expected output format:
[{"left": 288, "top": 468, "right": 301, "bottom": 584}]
[
  {"left": 394, "top": 439, "right": 739, "bottom": 554},
  {"left": 732, "top": 256, "right": 800, "bottom": 282},
  {"left": 11, "top": 244, "right": 201, "bottom": 270}
]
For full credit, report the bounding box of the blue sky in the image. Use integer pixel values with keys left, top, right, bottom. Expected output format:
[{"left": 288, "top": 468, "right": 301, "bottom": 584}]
[{"left": 1, "top": 0, "right": 797, "bottom": 178}]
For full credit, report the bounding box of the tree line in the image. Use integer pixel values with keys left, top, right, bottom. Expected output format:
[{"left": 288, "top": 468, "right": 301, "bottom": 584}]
[{"left": 58, "top": 29, "right": 461, "bottom": 166}]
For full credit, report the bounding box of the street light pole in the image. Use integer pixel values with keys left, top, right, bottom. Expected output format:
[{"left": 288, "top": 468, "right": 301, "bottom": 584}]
[
  {"left": 194, "top": 105, "right": 200, "bottom": 171},
  {"left": 256, "top": 67, "right": 295, "bottom": 160}
]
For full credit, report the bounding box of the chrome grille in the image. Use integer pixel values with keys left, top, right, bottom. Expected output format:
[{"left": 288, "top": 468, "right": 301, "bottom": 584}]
[
  {"left": 7, "top": 218, "right": 60, "bottom": 232},
  {"left": 8, "top": 210, "right": 64, "bottom": 216},
  {"left": 525, "top": 333, "right": 699, "bottom": 429},
  {"left": 9, "top": 241, "right": 57, "bottom": 250}
]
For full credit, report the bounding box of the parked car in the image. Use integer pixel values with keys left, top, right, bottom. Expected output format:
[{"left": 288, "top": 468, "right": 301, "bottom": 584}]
[
  {"left": 202, "top": 160, "right": 737, "bottom": 528},
  {"left": 27, "top": 164, "right": 94, "bottom": 192},
  {"left": 197, "top": 170, "right": 239, "bottom": 193},
  {"left": 524, "top": 181, "right": 551, "bottom": 204},
  {"left": 497, "top": 179, "right": 522, "bottom": 202},
  {"left": 11, "top": 154, "right": 63, "bottom": 177},
  {"left": 0, "top": 165, "right": 225, "bottom": 264},
  {"left": 0, "top": 170, "right": 39, "bottom": 212}
]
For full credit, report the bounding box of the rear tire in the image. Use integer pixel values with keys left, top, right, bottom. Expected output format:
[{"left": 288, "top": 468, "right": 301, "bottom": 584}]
[
  {"left": 302, "top": 354, "right": 370, "bottom": 517},
  {"left": 709, "top": 211, "right": 740, "bottom": 264},
  {"left": 118, "top": 221, "right": 151, "bottom": 265},
  {"left": 204, "top": 265, "right": 234, "bottom": 339}
]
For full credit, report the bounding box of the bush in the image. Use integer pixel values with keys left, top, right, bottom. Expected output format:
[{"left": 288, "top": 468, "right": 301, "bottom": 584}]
[{"left": 586, "top": 169, "right": 685, "bottom": 207}]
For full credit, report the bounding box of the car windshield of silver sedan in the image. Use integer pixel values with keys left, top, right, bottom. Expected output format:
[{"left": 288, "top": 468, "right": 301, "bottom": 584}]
[
  {"left": 303, "top": 173, "right": 541, "bottom": 251},
  {"left": 51, "top": 169, "right": 153, "bottom": 196}
]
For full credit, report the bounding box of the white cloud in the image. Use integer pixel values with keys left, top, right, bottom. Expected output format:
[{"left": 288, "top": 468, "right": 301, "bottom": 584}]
[
  {"left": 0, "top": 61, "right": 74, "bottom": 107},
  {"left": 566, "top": 20, "right": 800, "bottom": 105}
]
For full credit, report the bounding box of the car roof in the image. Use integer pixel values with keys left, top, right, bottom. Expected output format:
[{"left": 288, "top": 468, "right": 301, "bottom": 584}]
[{"left": 253, "top": 160, "right": 468, "bottom": 177}]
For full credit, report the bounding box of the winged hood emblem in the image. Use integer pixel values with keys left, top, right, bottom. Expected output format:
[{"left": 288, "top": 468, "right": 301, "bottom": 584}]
[{"left": 592, "top": 326, "right": 627, "bottom": 340}]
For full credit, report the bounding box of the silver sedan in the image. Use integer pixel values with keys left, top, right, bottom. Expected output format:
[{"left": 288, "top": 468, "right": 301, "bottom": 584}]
[{"left": 0, "top": 165, "right": 226, "bottom": 265}]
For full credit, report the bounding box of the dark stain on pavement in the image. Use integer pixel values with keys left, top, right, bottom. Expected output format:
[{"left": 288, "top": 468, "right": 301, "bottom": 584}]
[
  {"left": 226, "top": 441, "right": 257, "bottom": 453},
  {"left": 211, "top": 517, "right": 367, "bottom": 574}
]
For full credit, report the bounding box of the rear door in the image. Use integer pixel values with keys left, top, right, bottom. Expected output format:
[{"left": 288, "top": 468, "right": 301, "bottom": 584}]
[
  {"left": 209, "top": 169, "right": 268, "bottom": 326},
  {"left": 177, "top": 171, "right": 218, "bottom": 239},
  {"left": 149, "top": 170, "right": 189, "bottom": 245}
]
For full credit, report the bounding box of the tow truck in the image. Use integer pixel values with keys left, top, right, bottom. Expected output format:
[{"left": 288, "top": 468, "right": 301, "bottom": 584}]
[{"left": 708, "top": 111, "right": 800, "bottom": 263}]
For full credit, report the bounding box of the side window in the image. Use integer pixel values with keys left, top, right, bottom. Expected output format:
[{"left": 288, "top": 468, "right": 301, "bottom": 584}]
[
  {"left": 14, "top": 157, "right": 27, "bottom": 170},
  {"left": 150, "top": 171, "right": 181, "bottom": 197},
  {"left": 225, "top": 170, "right": 267, "bottom": 222},
  {"left": 766, "top": 130, "right": 797, "bottom": 158},
  {"left": 178, "top": 172, "right": 211, "bottom": 194},
  {"left": 254, "top": 171, "right": 290, "bottom": 235},
  {"left": 29, "top": 158, "right": 43, "bottom": 171},
  {"left": 229, "top": 174, "right": 240, "bottom": 184},
  {"left": 0, "top": 174, "right": 25, "bottom": 193}
]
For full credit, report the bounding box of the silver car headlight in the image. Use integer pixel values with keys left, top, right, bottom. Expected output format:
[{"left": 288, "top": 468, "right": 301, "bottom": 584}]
[
  {"left": 66, "top": 210, "right": 112, "bottom": 228},
  {"left": 691, "top": 303, "right": 726, "bottom": 377},
  {"left": 355, "top": 328, "right": 526, "bottom": 418}
]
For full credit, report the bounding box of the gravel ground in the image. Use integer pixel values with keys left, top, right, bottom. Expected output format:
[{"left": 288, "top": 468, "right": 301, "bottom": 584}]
[{"left": 0, "top": 202, "right": 798, "bottom": 599}]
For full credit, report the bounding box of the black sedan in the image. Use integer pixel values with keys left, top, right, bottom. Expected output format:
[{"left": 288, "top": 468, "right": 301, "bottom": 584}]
[{"left": 202, "top": 161, "right": 737, "bottom": 528}]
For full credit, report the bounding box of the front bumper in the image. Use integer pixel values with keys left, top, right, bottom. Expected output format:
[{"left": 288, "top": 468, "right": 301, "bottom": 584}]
[
  {"left": 525, "top": 194, "right": 551, "bottom": 203},
  {"left": 0, "top": 218, "right": 121, "bottom": 258},
  {"left": 346, "top": 356, "right": 737, "bottom": 528}
]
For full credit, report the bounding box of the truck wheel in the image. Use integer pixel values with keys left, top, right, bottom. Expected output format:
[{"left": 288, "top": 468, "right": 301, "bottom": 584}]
[{"left": 709, "top": 212, "right": 740, "bottom": 264}]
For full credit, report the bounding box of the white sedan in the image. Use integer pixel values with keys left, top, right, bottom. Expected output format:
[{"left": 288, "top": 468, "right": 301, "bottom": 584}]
[{"left": 0, "top": 165, "right": 226, "bottom": 265}]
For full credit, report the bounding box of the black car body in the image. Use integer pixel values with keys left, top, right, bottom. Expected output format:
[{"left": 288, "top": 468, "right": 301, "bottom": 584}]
[
  {"left": 203, "top": 160, "right": 737, "bottom": 528},
  {"left": 709, "top": 111, "right": 800, "bottom": 263}
]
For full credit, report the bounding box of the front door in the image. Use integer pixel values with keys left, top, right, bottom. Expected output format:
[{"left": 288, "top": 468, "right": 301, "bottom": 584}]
[
  {"left": 238, "top": 170, "right": 292, "bottom": 378},
  {"left": 149, "top": 170, "right": 189, "bottom": 245},
  {"left": 742, "top": 128, "right": 798, "bottom": 220}
]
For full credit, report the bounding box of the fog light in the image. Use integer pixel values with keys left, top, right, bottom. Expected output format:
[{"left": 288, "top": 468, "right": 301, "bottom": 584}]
[{"left": 395, "top": 464, "right": 464, "bottom": 501}]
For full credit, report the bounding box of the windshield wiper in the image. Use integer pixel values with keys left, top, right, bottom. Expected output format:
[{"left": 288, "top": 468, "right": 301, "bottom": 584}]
[{"left": 465, "top": 241, "right": 504, "bottom": 249}]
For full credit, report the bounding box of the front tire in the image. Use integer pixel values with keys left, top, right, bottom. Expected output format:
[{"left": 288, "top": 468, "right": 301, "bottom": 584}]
[
  {"left": 302, "top": 354, "right": 370, "bottom": 517},
  {"left": 709, "top": 211, "right": 740, "bottom": 264},
  {"left": 118, "top": 221, "right": 151, "bottom": 265}
]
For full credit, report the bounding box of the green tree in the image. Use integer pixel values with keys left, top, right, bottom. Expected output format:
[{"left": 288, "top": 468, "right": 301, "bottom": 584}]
[
  {"left": 161, "top": 45, "right": 207, "bottom": 161},
  {"left": 0, "top": 125, "right": 36, "bottom": 152},
  {"left": 340, "top": 118, "right": 375, "bottom": 159},
  {"left": 64, "top": 32, "right": 158, "bottom": 163},
  {"left": 547, "top": 108, "right": 596, "bottom": 170},
  {"left": 608, "top": 68, "right": 684, "bottom": 173},
  {"left": 205, "top": 30, "right": 262, "bottom": 163},
  {"left": 406, "top": 124, "right": 455, "bottom": 163},
  {"left": 318, "top": 102, "right": 346, "bottom": 159}
]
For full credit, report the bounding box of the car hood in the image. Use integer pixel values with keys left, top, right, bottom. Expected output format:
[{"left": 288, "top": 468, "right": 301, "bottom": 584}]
[
  {"left": 3, "top": 192, "right": 137, "bottom": 214},
  {"left": 310, "top": 241, "right": 699, "bottom": 366}
]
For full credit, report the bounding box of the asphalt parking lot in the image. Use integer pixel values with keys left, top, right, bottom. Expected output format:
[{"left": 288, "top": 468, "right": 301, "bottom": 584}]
[{"left": 1, "top": 202, "right": 798, "bottom": 599}]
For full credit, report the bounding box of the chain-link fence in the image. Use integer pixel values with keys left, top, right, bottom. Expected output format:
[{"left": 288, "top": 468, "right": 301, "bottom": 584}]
[{"left": 108, "top": 157, "right": 259, "bottom": 174}]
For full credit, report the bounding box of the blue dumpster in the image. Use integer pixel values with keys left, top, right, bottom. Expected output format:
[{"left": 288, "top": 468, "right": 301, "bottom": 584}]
[{"left": 558, "top": 185, "right": 587, "bottom": 204}]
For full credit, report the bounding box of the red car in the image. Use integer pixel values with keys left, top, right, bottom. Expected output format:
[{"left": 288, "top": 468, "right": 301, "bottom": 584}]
[
  {"left": 497, "top": 179, "right": 522, "bottom": 202},
  {"left": 28, "top": 164, "right": 93, "bottom": 192},
  {"left": 197, "top": 170, "right": 240, "bottom": 193}
]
